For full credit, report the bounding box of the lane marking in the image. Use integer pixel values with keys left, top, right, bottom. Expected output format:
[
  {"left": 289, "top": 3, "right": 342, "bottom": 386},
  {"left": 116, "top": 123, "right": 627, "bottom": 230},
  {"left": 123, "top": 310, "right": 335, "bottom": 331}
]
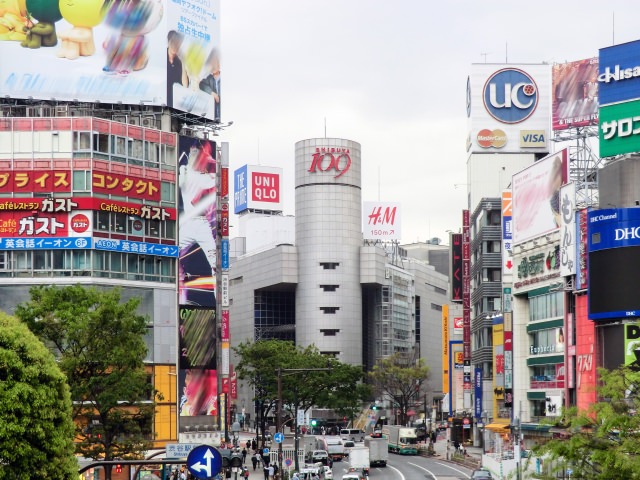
[
  {"left": 434, "top": 461, "right": 471, "bottom": 478},
  {"left": 407, "top": 461, "right": 437, "bottom": 479},
  {"left": 387, "top": 463, "right": 406, "bottom": 480}
]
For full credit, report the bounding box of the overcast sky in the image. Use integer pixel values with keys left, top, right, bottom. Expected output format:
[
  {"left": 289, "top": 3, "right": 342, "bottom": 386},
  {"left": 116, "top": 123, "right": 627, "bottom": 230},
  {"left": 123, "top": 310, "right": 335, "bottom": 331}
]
[{"left": 219, "top": 1, "right": 638, "bottom": 245}]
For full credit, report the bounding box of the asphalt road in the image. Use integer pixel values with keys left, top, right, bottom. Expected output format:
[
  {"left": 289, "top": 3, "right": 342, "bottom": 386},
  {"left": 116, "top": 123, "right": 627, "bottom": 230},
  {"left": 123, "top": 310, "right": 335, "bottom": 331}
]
[{"left": 328, "top": 453, "right": 475, "bottom": 480}]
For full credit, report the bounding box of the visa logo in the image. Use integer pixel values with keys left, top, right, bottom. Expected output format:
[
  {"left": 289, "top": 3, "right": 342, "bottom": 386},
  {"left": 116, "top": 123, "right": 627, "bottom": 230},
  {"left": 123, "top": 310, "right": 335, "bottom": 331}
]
[{"left": 520, "top": 130, "right": 546, "bottom": 147}]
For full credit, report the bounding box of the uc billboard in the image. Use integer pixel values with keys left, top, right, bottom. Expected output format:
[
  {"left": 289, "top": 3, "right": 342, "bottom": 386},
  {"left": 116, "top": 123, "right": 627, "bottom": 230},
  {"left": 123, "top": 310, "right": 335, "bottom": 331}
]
[
  {"left": 0, "top": 0, "right": 221, "bottom": 121},
  {"left": 466, "top": 64, "right": 551, "bottom": 154}
]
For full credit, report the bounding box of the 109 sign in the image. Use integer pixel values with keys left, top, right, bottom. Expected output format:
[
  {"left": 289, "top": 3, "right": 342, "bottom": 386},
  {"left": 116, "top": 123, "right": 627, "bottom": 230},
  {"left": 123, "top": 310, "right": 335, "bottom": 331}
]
[{"left": 309, "top": 148, "right": 351, "bottom": 178}]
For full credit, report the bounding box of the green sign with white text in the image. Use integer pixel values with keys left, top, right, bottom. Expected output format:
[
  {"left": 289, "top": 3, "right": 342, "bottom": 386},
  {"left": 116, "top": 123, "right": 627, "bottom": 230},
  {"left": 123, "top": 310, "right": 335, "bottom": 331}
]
[{"left": 600, "top": 100, "right": 640, "bottom": 157}]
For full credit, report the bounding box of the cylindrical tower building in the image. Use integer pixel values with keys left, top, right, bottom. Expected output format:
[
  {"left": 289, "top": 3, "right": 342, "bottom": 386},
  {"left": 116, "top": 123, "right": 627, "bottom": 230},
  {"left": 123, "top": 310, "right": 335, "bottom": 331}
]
[{"left": 294, "top": 138, "right": 363, "bottom": 365}]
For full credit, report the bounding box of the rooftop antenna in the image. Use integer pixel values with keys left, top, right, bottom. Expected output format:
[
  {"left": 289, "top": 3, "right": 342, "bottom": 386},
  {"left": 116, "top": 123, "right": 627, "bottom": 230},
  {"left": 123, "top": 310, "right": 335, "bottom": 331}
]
[
  {"left": 505, "top": 42, "right": 508, "bottom": 63},
  {"left": 612, "top": 11, "right": 615, "bottom": 45},
  {"left": 324, "top": 117, "right": 327, "bottom": 138},
  {"left": 378, "top": 165, "right": 381, "bottom": 201},
  {"left": 480, "top": 52, "right": 491, "bottom": 63}
]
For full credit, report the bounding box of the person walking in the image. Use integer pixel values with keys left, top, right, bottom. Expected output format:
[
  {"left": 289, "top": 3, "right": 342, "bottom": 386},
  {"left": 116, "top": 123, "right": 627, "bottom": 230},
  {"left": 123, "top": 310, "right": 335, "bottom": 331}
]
[
  {"left": 242, "top": 447, "right": 247, "bottom": 465},
  {"left": 263, "top": 464, "right": 270, "bottom": 480},
  {"left": 251, "top": 452, "right": 259, "bottom": 471},
  {"left": 268, "top": 464, "right": 275, "bottom": 480}
]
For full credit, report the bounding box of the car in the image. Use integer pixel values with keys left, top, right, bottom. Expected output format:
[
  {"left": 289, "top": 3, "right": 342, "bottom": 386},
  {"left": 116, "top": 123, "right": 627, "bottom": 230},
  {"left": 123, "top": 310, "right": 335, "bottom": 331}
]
[
  {"left": 322, "top": 465, "right": 333, "bottom": 479},
  {"left": 470, "top": 468, "right": 493, "bottom": 479},
  {"left": 343, "top": 440, "right": 355, "bottom": 456},
  {"left": 306, "top": 449, "right": 329, "bottom": 465},
  {"left": 341, "top": 474, "right": 364, "bottom": 480},
  {"left": 370, "top": 429, "right": 382, "bottom": 438}
]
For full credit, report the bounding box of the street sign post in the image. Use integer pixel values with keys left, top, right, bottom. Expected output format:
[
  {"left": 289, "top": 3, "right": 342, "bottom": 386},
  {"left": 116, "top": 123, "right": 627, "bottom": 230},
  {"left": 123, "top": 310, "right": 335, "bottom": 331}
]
[{"left": 187, "top": 445, "right": 223, "bottom": 480}]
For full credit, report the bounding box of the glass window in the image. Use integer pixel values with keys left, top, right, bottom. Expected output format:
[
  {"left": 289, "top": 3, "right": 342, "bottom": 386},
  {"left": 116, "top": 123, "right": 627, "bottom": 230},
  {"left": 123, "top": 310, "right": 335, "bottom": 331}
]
[
  {"left": 72, "top": 251, "right": 89, "bottom": 272},
  {"left": 73, "top": 170, "right": 91, "bottom": 191},
  {"left": 165, "top": 220, "right": 176, "bottom": 240},
  {"left": 113, "top": 213, "right": 127, "bottom": 233},
  {"left": 75, "top": 131, "right": 91, "bottom": 151},
  {"left": 14, "top": 251, "right": 31, "bottom": 270},
  {"left": 33, "top": 250, "right": 50, "bottom": 270},
  {"left": 161, "top": 182, "right": 175, "bottom": 203},
  {"left": 128, "top": 139, "right": 144, "bottom": 160},
  {"left": 146, "top": 219, "right": 160, "bottom": 237}
]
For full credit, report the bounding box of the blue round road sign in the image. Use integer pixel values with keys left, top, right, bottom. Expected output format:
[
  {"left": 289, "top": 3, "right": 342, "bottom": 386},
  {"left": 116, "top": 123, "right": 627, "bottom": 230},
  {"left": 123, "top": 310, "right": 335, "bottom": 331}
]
[
  {"left": 274, "top": 432, "right": 284, "bottom": 444},
  {"left": 263, "top": 447, "right": 270, "bottom": 455},
  {"left": 187, "top": 445, "right": 223, "bottom": 479}
]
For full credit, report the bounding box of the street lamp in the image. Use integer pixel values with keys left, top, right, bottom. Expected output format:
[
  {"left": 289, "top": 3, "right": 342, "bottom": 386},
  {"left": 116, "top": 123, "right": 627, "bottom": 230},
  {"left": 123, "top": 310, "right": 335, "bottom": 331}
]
[{"left": 277, "top": 367, "right": 331, "bottom": 475}]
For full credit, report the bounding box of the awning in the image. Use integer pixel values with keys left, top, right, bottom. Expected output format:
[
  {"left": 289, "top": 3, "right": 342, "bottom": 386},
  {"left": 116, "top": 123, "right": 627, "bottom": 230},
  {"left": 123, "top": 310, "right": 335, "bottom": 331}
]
[{"left": 485, "top": 423, "right": 511, "bottom": 433}]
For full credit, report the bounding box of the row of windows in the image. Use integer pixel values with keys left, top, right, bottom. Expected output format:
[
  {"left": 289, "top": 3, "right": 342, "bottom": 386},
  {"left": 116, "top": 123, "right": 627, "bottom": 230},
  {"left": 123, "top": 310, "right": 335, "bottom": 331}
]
[
  {"left": 0, "top": 249, "right": 175, "bottom": 282},
  {"left": 75, "top": 132, "right": 177, "bottom": 169},
  {"left": 530, "top": 328, "right": 564, "bottom": 354},
  {"left": 529, "top": 291, "right": 563, "bottom": 321},
  {"left": 94, "top": 211, "right": 175, "bottom": 239}
]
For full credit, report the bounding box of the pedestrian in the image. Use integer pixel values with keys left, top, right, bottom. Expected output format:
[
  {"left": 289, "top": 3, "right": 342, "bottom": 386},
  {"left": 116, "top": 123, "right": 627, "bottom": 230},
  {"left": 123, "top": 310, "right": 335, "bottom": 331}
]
[
  {"left": 431, "top": 431, "right": 436, "bottom": 444},
  {"left": 268, "top": 464, "right": 275, "bottom": 480},
  {"left": 252, "top": 452, "right": 258, "bottom": 471},
  {"left": 242, "top": 447, "right": 247, "bottom": 464},
  {"left": 252, "top": 439, "right": 257, "bottom": 450},
  {"left": 263, "top": 464, "right": 270, "bottom": 480}
]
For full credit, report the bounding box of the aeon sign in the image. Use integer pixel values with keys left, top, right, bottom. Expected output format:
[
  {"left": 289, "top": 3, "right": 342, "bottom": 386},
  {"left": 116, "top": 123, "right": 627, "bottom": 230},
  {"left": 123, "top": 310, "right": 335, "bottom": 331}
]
[
  {"left": 483, "top": 68, "right": 538, "bottom": 124},
  {"left": 309, "top": 147, "right": 351, "bottom": 178}
]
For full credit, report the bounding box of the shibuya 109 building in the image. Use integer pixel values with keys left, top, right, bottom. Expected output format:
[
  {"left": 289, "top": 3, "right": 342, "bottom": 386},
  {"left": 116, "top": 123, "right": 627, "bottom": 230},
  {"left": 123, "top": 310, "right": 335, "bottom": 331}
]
[{"left": 228, "top": 138, "right": 452, "bottom": 427}]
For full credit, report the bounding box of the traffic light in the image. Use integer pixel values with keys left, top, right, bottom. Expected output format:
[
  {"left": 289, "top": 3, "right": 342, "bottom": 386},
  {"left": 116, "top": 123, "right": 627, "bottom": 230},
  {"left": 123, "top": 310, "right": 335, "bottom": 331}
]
[
  {"left": 371, "top": 404, "right": 378, "bottom": 410},
  {"left": 221, "top": 449, "right": 243, "bottom": 469},
  {"left": 115, "top": 464, "right": 122, "bottom": 473},
  {"left": 311, "top": 419, "right": 317, "bottom": 426}
]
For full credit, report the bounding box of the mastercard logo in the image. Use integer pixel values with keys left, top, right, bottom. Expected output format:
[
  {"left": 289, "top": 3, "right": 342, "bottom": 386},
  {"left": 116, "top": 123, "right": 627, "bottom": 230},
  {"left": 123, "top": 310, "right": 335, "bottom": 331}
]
[{"left": 477, "top": 129, "right": 507, "bottom": 148}]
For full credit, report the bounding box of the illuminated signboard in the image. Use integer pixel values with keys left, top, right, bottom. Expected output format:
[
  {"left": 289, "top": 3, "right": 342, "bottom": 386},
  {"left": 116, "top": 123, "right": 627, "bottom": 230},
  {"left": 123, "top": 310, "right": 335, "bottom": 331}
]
[
  {"left": 362, "top": 201, "right": 401, "bottom": 241},
  {"left": 552, "top": 58, "right": 599, "bottom": 131},
  {"left": 233, "top": 165, "right": 282, "bottom": 214}
]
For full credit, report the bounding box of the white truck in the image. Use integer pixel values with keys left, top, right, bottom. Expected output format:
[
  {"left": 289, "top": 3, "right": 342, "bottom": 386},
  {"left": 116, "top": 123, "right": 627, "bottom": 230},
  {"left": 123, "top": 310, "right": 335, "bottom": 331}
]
[
  {"left": 348, "top": 446, "right": 370, "bottom": 471},
  {"left": 364, "top": 437, "right": 388, "bottom": 467},
  {"left": 318, "top": 436, "right": 345, "bottom": 462},
  {"left": 382, "top": 425, "right": 418, "bottom": 455}
]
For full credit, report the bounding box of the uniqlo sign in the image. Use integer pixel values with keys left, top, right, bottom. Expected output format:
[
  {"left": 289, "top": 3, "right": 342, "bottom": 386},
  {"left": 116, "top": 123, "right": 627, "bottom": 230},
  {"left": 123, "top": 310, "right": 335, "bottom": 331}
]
[{"left": 234, "top": 165, "right": 282, "bottom": 213}]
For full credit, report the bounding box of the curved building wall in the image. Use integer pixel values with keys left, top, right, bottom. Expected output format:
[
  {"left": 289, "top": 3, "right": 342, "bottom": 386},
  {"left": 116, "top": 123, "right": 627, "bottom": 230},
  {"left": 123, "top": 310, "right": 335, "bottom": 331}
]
[{"left": 295, "top": 138, "right": 363, "bottom": 365}]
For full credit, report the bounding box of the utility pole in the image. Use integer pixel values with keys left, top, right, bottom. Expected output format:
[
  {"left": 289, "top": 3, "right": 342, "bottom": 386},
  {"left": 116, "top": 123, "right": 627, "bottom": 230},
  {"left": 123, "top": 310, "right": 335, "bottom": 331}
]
[{"left": 276, "top": 367, "right": 332, "bottom": 475}]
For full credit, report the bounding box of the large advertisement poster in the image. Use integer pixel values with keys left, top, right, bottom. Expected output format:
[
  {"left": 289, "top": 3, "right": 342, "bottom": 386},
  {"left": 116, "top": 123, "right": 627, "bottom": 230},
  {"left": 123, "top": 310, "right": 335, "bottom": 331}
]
[
  {"left": 362, "top": 201, "right": 401, "bottom": 241},
  {"left": 512, "top": 149, "right": 568, "bottom": 245},
  {"left": 0, "top": 0, "right": 221, "bottom": 121},
  {"left": 178, "top": 135, "right": 217, "bottom": 307},
  {"left": 552, "top": 58, "right": 599, "bottom": 131},
  {"left": 624, "top": 323, "right": 640, "bottom": 369}
]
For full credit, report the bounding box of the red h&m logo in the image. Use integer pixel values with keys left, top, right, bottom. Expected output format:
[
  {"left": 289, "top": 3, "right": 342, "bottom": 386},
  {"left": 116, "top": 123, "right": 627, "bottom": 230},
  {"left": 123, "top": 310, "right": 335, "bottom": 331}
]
[
  {"left": 367, "top": 205, "right": 397, "bottom": 226},
  {"left": 309, "top": 147, "right": 351, "bottom": 178}
]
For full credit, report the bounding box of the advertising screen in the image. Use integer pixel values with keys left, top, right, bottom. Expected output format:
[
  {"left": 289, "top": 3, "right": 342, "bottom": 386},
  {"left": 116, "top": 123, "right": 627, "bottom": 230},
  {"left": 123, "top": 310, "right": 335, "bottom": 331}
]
[
  {"left": 599, "top": 100, "right": 640, "bottom": 157},
  {"left": 0, "top": 0, "right": 221, "bottom": 121},
  {"left": 178, "top": 368, "right": 218, "bottom": 417},
  {"left": 589, "top": 246, "right": 640, "bottom": 320},
  {"left": 467, "top": 64, "right": 551, "bottom": 153},
  {"left": 512, "top": 149, "right": 568, "bottom": 244},
  {"left": 179, "top": 307, "right": 216, "bottom": 370},
  {"left": 178, "top": 135, "right": 217, "bottom": 307},
  {"left": 599, "top": 39, "right": 640, "bottom": 107},
  {"left": 552, "top": 58, "right": 599, "bottom": 131}
]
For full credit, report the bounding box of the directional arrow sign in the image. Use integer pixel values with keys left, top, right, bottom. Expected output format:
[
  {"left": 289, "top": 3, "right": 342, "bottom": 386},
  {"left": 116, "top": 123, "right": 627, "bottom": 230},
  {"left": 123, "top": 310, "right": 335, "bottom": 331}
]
[
  {"left": 187, "top": 445, "right": 222, "bottom": 480},
  {"left": 274, "top": 432, "right": 284, "bottom": 444}
]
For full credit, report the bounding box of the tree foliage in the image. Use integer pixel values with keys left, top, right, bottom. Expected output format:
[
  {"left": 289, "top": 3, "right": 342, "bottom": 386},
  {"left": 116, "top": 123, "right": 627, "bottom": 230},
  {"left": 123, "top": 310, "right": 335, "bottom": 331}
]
[
  {"left": 0, "top": 311, "right": 77, "bottom": 480},
  {"left": 368, "top": 352, "right": 430, "bottom": 426},
  {"left": 233, "top": 340, "right": 371, "bottom": 444},
  {"left": 533, "top": 366, "right": 640, "bottom": 479},
  {"left": 15, "top": 285, "right": 161, "bottom": 478}
]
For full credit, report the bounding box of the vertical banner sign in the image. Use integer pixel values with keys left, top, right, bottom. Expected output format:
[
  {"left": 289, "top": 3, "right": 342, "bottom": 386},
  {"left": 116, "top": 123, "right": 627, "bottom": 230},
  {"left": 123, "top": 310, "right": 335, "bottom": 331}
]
[
  {"left": 451, "top": 233, "right": 463, "bottom": 302},
  {"left": 577, "top": 208, "right": 588, "bottom": 290},
  {"left": 502, "top": 190, "right": 513, "bottom": 276},
  {"left": 442, "top": 305, "right": 450, "bottom": 394},
  {"left": 560, "top": 182, "right": 576, "bottom": 277},
  {"left": 462, "top": 210, "right": 471, "bottom": 398},
  {"left": 221, "top": 239, "right": 229, "bottom": 270},
  {"left": 231, "top": 369, "right": 237, "bottom": 400},
  {"left": 220, "top": 204, "right": 229, "bottom": 237},
  {"left": 474, "top": 368, "right": 483, "bottom": 419},
  {"left": 220, "top": 168, "right": 229, "bottom": 199},
  {"left": 221, "top": 310, "right": 230, "bottom": 342},
  {"left": 219, "top": 142, "right": 230, "bottom": 378}
]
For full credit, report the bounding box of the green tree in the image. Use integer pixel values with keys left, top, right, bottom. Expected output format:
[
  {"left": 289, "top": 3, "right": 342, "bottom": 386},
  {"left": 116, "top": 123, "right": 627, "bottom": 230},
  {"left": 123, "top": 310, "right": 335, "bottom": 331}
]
[
  {"left": 533, "top": 366, "right": 640, "bottom": 479},
  {"left": 234, "top": 340, "right": 370, "bottom": 435},
  {"left": 0, "top": 311, "right": 77, "bottom": 480},
  {"left": 15, "top": 285, "right": 161, "bottom": 480},
  {"left": 368, "top": 352, "right": 430, "bottom": 426}
]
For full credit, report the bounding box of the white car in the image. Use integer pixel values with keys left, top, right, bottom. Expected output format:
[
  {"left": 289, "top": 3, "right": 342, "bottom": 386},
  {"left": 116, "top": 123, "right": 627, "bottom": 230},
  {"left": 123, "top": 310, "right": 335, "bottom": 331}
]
[{"left": 322, "top": 465, "right": 333, "bottom": 479}]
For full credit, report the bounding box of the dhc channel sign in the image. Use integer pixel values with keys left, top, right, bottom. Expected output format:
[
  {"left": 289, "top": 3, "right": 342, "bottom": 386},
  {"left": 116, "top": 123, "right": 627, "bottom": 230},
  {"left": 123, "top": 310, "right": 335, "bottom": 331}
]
[{"left": 483, "top": 68, "right": 538, "bottom": 124}]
